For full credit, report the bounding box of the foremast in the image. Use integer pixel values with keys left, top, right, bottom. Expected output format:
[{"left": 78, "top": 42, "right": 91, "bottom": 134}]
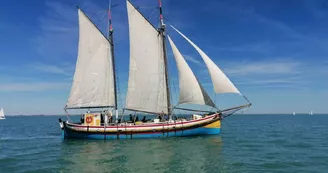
[
  {"left": 158, "top": 0, "right": 172, "bottom": 119},
  {"left": 108, "top": 1, "right": 119, "bottom": 122}
]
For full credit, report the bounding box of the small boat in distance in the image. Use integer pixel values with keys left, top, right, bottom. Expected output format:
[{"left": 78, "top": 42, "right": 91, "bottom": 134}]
[
  {"left": 309, "top": 111, "right": 313, "bottom": 115},
  {"left": 293, "top": 112, "right": 296, "bottom": 115},
  {"left": 58, "top": 0, "right": 251, "bottom": 140},
  {"left": 0, "top": 108, "right": 5, "bottom": 120}
]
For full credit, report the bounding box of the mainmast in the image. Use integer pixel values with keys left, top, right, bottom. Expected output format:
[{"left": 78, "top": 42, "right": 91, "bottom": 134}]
[
  {"left": 158, "top": 0, "right": 171, "bottom": 118},
  {"left": 108, "top": 1, "right": 118, "bottom": 122}
]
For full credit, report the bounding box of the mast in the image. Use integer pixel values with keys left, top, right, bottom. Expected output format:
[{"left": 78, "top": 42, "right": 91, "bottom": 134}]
[
  {"left": 158, "top": 0, "right": 171, "bottom": 118},
  {"left": 108, "top": 1, "right": 118, "bottom": 123}
]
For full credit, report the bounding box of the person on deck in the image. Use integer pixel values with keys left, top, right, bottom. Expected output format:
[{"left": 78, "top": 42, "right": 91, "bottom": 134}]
[
  {"left": 107, "top": 111, "right": 113, "bottom": 124},
  {"left": 142, "top": 116, "right": 146, "bottom": 123},
  {"left": 129, "top": 114, "right": 133, "bottom": 122},
  {"left": 100, "top": 113, "right": 104, "bottom": 125},
  {"left": 133, "top": 115, "right": 136, "bottom": 123},
  {"left": 80, "top": 114, "right": 84, "bottom": 124}
]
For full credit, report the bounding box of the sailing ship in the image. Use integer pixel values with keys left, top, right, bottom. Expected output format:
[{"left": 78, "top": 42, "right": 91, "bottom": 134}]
[
  {"left": 309, "top": 111, "right": 313, "bottom": 115},
  {"left": 58, "top": 0, "right": 251, "bottom": 140},
  {"left": 0, "top": 108, "right": 5, "bottom": 120}
]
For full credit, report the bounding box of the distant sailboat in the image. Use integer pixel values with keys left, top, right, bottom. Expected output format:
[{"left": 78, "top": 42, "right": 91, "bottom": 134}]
[
  {"left": 309, "top": 111, "right": 313, "bottom": 115},
  {"left": 58, "top": 0, "right": 251, "bottom": 140},
  {"left": 0, "top": 108, "right": 5, "bottom": 120},
  {"left": 293, "top": 112, "right": 296, "bottom": 115}
]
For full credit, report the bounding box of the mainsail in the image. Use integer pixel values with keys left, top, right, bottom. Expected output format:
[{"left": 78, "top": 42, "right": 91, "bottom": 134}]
[
  {"left": 125, "top": 1, "right": 168, "bottom": 114},
  {"left": 171, "top": 26, "right": 241, "bottom": 95},
  {"left": 66, "top": 9, "right": 115, "bottom": 109},
  {"left": 168, "top": 36, "right": 216, "bottom": 108}
]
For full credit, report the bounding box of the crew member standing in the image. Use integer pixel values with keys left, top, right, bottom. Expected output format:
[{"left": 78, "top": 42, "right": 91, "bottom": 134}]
[{"left": 107, "top": 110, "right": 113, "bottom": 124}]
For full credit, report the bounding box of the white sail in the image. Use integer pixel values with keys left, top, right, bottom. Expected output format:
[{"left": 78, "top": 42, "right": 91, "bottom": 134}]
[
  {"left": 125, "top": 1, "right": 168, "bottom": 114},
  {"left": 168, "top": 36, "right": 216, "bottom": 108},
  {"left": 66, "top": 9, "right": 115, "bottom": 109},
  {"left": 0, "top": 108, "right": 5, "bottom": 119},
  {"left": 171, "top": 26, "right": 241, "bottom": 95}
]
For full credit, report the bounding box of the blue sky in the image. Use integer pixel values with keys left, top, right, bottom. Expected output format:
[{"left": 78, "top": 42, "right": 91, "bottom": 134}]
[{"left": 0, "top": 0, "right": 327, "bottom": 115}]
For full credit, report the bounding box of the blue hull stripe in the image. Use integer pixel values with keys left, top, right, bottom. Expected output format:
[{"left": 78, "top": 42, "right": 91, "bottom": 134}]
[{"left": 62, "top": 127, "right": 220, "bottom": 140}]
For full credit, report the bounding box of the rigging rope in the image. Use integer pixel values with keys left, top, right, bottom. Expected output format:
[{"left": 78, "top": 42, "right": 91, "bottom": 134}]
[
  {"left": 147, "top": 7, "right": 159, "bottom": 20},
  {"left": 64, "top": 109, "right": 72, "bottom": 122}
]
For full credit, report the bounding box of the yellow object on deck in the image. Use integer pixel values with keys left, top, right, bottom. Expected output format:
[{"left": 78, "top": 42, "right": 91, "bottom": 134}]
[
  {"left": 95, "top": 119, "right": 100, "bottom": 126},
  {"left": 135, "top": 121, "right": 143, "bottom": 125}
]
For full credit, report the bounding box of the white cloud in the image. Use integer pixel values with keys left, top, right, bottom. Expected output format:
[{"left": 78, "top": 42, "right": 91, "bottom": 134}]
[
  {"left": 203, "top": 1, "right": 304, "bottom": 40},
  {"left": 234, "top": 78, "right": 301, "bottom": 85},
  {"left": 183, "top": 55, "right": 201, "bottom": 64},
  {"left": 32, "top": 1, "right": 111, "bottom": 60},
  {"left": 31, "top": 63, "right": 74, "bottom": 76},
  {"left": 0, "top": 82, "right": 70, "bottom": 92},
  {"left": 32, "top": 1, "right": 78, "bottom": 59},
  {"left": 224, "top": 60, "right": 301, "bottom": 76},
  {"left": 215, "top": 41, "right": 272, "bottom": 54},
  {"left": 0, "top": 62, "right": 74, "bottom": 92}
]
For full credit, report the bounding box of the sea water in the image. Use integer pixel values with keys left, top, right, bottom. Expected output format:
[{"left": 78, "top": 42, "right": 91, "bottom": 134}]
[{"left": 0, "top": 114, "right": 328, "bottom": 173}]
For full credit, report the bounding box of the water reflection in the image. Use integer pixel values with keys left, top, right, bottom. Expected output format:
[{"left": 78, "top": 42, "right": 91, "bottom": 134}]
[
  {"left": 59, "top": 140, "right": 117, "bottom": 173},
  {"left": 164, "top": 136, "right": 224, "bottom": 173},
  {"left": 57, "top": 136, "right": 224, "bottom": 173},
  {"left": 122, "top": 139, "right": 173, "bottom": 172}
]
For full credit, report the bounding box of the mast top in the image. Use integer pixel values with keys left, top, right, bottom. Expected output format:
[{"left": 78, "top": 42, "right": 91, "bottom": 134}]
[
  {"left": 158, "top": 0, "right": 165, "bottom": 28},
  {"left": 108, "top": 0, "right": 113, "bottom": 33}
]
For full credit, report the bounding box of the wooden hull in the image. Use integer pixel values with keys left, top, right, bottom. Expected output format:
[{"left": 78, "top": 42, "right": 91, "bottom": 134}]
[{"left": 60, "top": 113, "right": 221, "bottom": 140}]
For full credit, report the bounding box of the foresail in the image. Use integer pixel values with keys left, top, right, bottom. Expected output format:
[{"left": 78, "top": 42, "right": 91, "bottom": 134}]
[
  {"left": 168, "top": 36, "right": 216, "bottom": 108},
  {"left": 66, "top": 9, "right": 115, "bottom": 109},
  {"left": 171, "top": 26, "right": 241, "bottom": 95},
  {"left": 125, "top": 1, "right": 168, "bottom": 114}
]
